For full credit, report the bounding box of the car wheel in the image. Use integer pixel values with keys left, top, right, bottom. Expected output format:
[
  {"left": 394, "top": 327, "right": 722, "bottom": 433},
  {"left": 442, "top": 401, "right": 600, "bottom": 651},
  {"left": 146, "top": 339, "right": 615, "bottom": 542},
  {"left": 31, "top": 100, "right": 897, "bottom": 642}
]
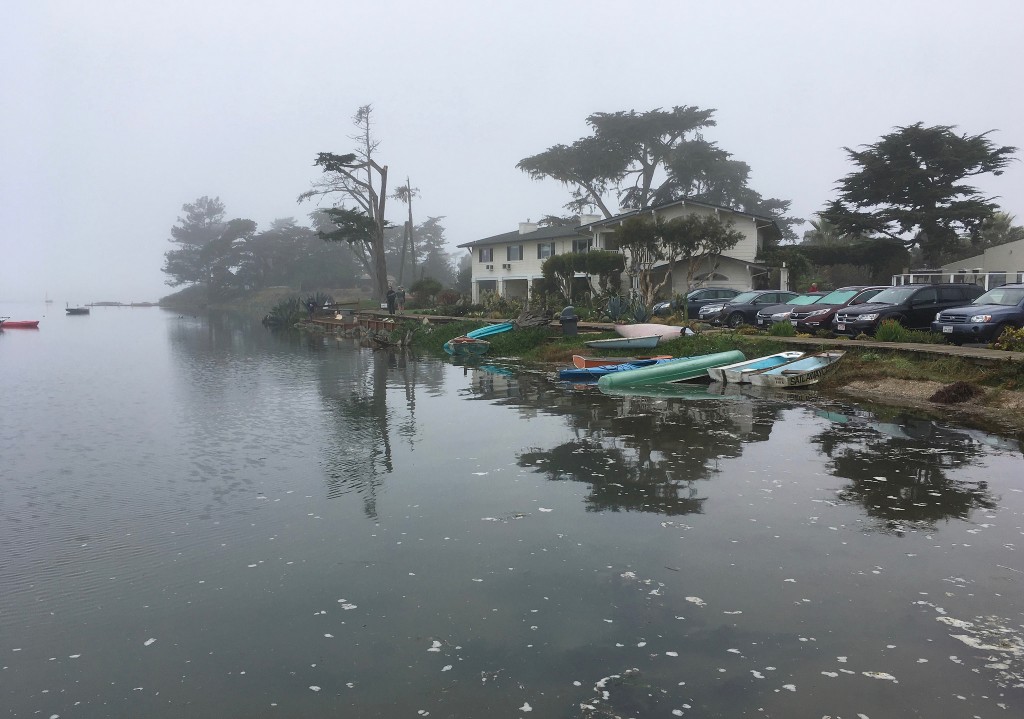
[{"left": 727, "top": 312, "right": 746, "bottom": 329}]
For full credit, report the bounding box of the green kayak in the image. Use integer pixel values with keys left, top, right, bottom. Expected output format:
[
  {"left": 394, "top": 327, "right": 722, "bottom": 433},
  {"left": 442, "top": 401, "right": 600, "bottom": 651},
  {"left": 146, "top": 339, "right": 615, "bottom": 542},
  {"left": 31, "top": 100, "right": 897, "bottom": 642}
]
[{"left": 597, "top": 350, "right": 745, "bottom": 389}]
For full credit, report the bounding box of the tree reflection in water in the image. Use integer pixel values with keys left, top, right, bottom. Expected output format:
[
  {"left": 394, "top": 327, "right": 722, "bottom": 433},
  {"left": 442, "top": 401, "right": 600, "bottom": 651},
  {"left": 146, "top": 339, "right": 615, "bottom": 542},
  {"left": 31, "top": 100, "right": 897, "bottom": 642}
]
[
  {"left": 811, "top": 409, "right": 1001, "bottom": 533},
  {"left": 508, "top": 374, "right": 787, "bottom": 515}
]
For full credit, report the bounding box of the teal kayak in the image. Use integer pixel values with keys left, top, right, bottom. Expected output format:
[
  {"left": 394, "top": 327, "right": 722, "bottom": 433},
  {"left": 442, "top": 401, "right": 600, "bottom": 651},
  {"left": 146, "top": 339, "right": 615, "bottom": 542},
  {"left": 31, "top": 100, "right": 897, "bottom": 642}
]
[
  {"left": 597, "top": 350, "right": 745, "bottom": 389},
  {"left": 466, "top": 322, "right": 515, "bottom": 339}
]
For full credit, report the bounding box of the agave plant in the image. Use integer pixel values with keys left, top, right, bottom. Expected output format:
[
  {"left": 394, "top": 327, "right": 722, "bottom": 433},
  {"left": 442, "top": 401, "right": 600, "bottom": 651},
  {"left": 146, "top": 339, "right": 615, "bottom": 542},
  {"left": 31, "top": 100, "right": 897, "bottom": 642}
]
[
  {"left": 604, "top": 294, "right": 628, "bottom": 322},
  {"left": 626, "top": 295, "right": 652, "bottom": 324}
]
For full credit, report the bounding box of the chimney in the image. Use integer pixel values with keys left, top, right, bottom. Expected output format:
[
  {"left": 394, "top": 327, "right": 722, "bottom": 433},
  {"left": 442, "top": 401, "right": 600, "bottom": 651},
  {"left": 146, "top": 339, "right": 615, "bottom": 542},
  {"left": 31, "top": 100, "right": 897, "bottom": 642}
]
[
  {"left": 518, "top": 222, "right": 539, "bottom": 235},
  {"left": 578, "top": 214, "right": 601, "bottom": 226}
]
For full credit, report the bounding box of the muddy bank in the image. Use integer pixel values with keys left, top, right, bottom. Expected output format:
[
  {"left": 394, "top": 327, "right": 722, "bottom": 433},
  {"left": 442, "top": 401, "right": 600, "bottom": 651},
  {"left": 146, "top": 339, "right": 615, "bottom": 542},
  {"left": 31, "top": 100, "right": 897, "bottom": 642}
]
[{"left": 835, "top": 378, "right": 1024, "bottom": 438}]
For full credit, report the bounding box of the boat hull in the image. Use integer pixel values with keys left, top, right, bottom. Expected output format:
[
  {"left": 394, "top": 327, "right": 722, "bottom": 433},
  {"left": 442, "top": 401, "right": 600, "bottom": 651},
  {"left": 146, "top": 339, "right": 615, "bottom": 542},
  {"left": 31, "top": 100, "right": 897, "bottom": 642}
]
[
  {"left": 2, "top": 320, "right": 40, "bottom": 329},
  {"left": 66, "top": 307, "right": 90, "bottom": 315},
  {"left": 584, "top": 335, "right": 661, "bottom": 350},
  {"left": 709, "top": 351, "right": 805, "bottom": 383},
  {"left": 443, "top": 337, "right": 491, "bottom": 356},
  {"left": 748, "top": 351, "right": 845, "bottom": 388},
  {"left": 572, "top": 354, "right": 671, "bottom": 369},
  {"left": 597, "top": 350, "right": 745, "bottom": 389},
  {"left": 559, "top": 358, "right": 675, "bottom": 381},
  {"left": 613, "top": 323, "right": 685, "bottom": 340}
]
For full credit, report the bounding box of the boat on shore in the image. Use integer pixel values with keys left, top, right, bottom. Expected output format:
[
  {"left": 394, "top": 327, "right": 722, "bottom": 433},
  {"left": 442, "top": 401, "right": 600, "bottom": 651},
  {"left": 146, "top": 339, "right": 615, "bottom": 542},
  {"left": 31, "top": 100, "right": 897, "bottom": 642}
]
[
  {"left": 584, "top": 335, "right": 661, "bottom": 350},
  {"left": 1, "top": 319, "right": 40, "bottom": 329},
  {"left": 559, "top": 357, "right": 677, "bottom": 382},
  {"left": 442, "top": 321, "right": 514, "bottom": 357},
  {"left": 597, "top": 350, "right": 745, "bottom": 389},
  {"left": 748, "top": 350, "right": 846, "bottom": 388},
  {"left": 443, "top": 336, "right": 491, "bottom": 356},
  {"left": 708, "top": 351, "right": 805, "bottom": 383},
  {"left": 614, "top": 323, "right": 691, "bottom": 340},
  {"left": 572, "top": 354, "right": 672, "bottom": 369}
]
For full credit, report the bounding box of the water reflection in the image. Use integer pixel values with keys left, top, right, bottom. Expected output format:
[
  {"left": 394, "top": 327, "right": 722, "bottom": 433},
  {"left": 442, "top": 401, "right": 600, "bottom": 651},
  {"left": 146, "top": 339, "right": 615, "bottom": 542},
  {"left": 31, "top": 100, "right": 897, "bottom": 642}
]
[{"left": 810, "top": 407, "right": 1002, "bottom": 532}]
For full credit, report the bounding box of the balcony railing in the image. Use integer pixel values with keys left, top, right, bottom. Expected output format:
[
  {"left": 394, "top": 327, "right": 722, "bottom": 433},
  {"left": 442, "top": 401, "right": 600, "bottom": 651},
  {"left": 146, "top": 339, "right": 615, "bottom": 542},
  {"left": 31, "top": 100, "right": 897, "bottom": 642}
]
[{"left": 891, "top": 271, "right": 1024, "bottom": 291}]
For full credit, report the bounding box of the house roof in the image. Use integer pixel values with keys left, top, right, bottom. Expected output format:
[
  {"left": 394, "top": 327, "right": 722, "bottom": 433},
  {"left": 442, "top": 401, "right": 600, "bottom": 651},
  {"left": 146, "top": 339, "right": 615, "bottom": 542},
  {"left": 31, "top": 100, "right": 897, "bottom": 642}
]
[
  {"left": 579, "top": 197, "right": 781, "bottom": 232},
  {"left": 457, "top": 224, "right": 585, "bottom": 249}
]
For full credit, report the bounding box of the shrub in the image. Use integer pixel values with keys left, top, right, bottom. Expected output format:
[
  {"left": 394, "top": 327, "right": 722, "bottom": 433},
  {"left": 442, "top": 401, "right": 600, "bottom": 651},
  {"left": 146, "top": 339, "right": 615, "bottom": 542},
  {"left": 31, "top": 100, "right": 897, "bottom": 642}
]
[
  {"left": 263, "top": 297, "right": 304, "bottom": 328},
  {"left": 815, "top": 329, "right": 836, "bottom": 339},
  {"left": 991, "top": 325, "right": 1024, "bottom": 352},
  {"left": 873, "top": 319, "right": 909, "bottom": 342},
  {"left": 929, "top": 381, "right": 984, "bottom": 404},
  {"left": 768, "top": 322, "right": 796, "bottom": 337}
]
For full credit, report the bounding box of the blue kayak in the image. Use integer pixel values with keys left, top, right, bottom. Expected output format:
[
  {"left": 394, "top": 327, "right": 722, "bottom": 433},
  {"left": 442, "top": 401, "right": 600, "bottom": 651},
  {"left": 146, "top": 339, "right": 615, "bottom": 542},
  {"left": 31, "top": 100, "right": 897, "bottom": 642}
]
[{"left": 559, "top": 358, "right": 676, "bottom": 382}]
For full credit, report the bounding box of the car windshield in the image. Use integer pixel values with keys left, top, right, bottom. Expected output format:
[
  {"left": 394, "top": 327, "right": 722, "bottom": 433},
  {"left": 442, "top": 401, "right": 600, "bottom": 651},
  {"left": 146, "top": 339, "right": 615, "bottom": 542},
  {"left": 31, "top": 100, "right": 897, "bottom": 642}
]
[
  {"left": 729, "top": 291, "right": 761, "bottom": 304},
  {"left": 974, "top": 287, "right": 1024, "bottom": 306},
  {"left": 816, "top": 289, "right": 858, "bottom": 304},
  {"left": 790, "top": 294, "right": 824, "bottom": 305},
  {"left": 865, "top": 287, "right": 916, "bottom": 304}
]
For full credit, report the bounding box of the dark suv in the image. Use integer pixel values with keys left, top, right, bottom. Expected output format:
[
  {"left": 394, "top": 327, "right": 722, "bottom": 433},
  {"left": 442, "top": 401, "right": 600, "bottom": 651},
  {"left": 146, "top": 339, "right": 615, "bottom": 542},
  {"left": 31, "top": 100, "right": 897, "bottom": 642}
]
[
  {"left": 931, "top": 283, "right": 1024, "bottom": 344},
  {"left": 833, "top": 283, "right": 985, "bottom": 336},
  {"left": 699, "top": 289, "right": 798, "bottom": 327},
  {"left": 652, "top": 287, "right": 741, "bottom": 318}
]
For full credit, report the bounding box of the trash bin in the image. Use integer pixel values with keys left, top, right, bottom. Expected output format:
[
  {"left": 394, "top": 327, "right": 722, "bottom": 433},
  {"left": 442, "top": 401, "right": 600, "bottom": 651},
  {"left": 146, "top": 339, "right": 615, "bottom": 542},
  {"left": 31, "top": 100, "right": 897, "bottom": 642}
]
[{"left": 559, "top": 306, "right": 578, "bottom": 337}]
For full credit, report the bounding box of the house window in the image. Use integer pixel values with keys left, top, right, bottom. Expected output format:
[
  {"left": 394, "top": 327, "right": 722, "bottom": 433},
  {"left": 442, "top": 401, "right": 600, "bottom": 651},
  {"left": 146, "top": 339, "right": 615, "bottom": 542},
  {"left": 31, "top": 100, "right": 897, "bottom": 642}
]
[
  {"left": 507, "top": 245, "right": 524, "bottom": 261},
  {"left": 537, "top": 242, "right": 555, "bottom": 259},
  {"left": 479, "top": 248, "right": 493, "bottom": 263},
  {"left": 572, "top": 238, "right": 592, "bottom": 253}
]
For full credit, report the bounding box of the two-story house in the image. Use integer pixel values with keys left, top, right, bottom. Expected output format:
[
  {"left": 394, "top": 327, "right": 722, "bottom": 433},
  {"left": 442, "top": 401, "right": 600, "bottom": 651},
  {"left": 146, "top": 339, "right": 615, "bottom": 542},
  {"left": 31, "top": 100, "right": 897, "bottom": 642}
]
[{"left": 459, "top": 199, "right": 779, "bottom": 303}]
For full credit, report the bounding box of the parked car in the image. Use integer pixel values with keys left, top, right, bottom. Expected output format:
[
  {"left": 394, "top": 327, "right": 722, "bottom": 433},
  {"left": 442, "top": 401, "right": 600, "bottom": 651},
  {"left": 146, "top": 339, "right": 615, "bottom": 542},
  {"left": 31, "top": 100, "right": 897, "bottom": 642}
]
[
  {"left": 788, "top": 286, "right": 889, "bottom": 333},
  {"left": 931, "top": 283, "right": 1024, "bottom": 344},
  {"left": 652, "top": 287, "right": 742, "bottom": 318},
  {"left": 699, "top": 290, "right": 799, "bottom": 328},
  {"left": 832, "top": 283, "right": 984, "bottom": 336},
  {"left": 754, "top": 292, "right": 828, "bottom": 327}
]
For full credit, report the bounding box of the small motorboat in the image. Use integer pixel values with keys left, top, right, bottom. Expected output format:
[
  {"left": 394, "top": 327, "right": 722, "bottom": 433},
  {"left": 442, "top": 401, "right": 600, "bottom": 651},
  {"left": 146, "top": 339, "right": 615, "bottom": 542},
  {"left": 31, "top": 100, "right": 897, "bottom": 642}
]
[
  {"left": 747, "top": 351, "right": 846, "bottom": 388},
  {"left": 708, "top": 351, "right": 805, "bottom": 383},
  {"left": 1, "top": 319, "right": 40, "bottom": 329},
  {"left": 66, "top": 306, "right": 90, "bottom": 315},
  {"left": 572, "top": 354, "right": 672, "bottom": 369}
]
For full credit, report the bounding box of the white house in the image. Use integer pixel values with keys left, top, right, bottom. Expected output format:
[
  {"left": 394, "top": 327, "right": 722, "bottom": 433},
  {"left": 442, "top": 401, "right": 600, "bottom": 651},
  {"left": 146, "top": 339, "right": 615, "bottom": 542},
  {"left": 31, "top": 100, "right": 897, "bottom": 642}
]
[
  {"left": 458, "top": 199, "right": 779, "bottom": 303},
  {"left": 933, "top": 239, "right": 1024, "bottom": 289}
]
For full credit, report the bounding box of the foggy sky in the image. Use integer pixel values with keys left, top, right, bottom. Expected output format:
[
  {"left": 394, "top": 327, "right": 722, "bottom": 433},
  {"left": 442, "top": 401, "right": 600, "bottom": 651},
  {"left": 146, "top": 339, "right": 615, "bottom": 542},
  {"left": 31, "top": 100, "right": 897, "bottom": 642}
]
[{"left": 3, "top": 0, "right": 1023, "bottom": 303}]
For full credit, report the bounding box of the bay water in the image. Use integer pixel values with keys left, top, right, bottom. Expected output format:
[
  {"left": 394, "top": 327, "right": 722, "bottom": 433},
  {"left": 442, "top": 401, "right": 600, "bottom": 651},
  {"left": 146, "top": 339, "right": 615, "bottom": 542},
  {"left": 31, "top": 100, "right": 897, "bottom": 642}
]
[{"left": 1, "top": 305, "right": 1022, "bottom": 717}]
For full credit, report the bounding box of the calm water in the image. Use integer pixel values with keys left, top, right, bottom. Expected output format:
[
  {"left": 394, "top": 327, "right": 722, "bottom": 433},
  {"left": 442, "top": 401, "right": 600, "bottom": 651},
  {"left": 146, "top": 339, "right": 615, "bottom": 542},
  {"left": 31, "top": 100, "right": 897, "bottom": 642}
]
[{"left": 1, "top": 305, "right": 1022, "bottom": 718}]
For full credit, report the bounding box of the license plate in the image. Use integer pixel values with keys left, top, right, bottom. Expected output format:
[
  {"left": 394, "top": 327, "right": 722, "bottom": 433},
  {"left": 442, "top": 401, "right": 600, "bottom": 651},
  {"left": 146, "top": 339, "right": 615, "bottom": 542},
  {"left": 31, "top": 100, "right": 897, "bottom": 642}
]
[
  {"left": 758, "top": 319, "right": 766, "bottom": 325},
  {"left": 790, "top": 320, "right": 798, "bottom": 327},
  {"left": 837, "top": 323, "right": 845, "bottom": 331},
  {"left": 942, "top": 325, "right": 952, "bottom": 333}
]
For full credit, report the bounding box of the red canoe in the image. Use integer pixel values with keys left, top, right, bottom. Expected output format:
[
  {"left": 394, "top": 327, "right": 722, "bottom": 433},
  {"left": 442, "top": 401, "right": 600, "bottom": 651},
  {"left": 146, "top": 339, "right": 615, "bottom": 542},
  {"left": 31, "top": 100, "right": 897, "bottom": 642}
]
[{"left": 1, "top": 320, "right": 40, "bottom": 329}]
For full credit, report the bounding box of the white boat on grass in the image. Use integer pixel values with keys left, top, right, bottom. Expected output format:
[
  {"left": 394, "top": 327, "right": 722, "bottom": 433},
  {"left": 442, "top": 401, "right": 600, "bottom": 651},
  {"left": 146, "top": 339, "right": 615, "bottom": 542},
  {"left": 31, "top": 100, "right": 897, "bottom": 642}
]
[
  {"left": 584, "top": 334, "right": 661, "bottom": 350},
  {"left": 747, "top": 350, "right": 846, "bottom": 388},
  {"left": 708, "top": 351, "right": 805, "bottom": 383},
  {"left": 613, "top": 323, "right": 692, "bottom": 340}
]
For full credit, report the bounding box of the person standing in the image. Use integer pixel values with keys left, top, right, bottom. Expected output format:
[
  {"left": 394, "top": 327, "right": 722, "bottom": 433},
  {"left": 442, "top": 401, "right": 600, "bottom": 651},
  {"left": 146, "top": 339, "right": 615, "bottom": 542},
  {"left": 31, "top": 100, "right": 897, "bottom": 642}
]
[
  {"left": 306, "top": 300, "right": 316, "bottom": 320},
  {"left": 386, "top": 285, "right": 397, "bottom": 315},
  {"left": 396, "top": 286, "right": 406, "bottom": 314},
  {"left": 808, "top": 281, "right": 818, "bottom": 292}
]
